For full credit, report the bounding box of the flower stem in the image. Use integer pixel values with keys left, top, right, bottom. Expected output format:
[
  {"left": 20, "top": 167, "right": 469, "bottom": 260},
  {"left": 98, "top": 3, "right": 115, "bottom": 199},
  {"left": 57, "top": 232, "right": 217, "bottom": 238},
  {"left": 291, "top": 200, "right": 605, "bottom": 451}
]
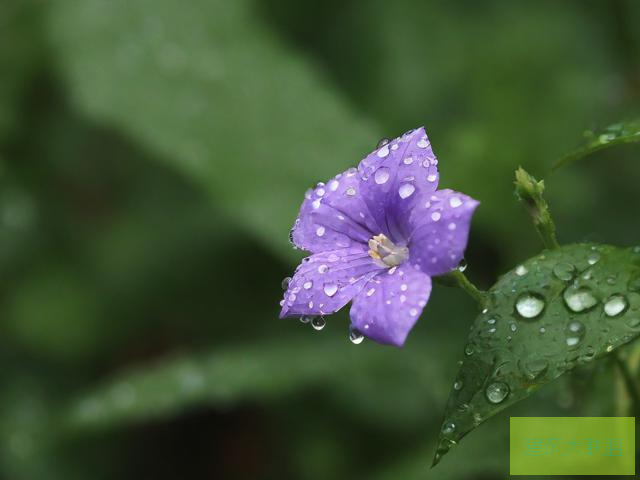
[
  {"left": 448, "top": 269, "right": 487, "bottom": 310},
  {"left": 614, "top": 353, "right": 640, "bottom": 416},
  {"left": 514, "top": 167, "right": 560, "bottom": 250}
]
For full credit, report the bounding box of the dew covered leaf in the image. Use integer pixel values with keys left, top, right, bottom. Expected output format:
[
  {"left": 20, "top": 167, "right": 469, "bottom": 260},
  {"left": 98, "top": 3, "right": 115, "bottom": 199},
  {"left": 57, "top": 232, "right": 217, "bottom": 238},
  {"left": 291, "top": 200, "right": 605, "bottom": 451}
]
[
  {"left": 46, "top": 0, "right": 378, "bottom": 260},
  {"left": 434, "top": 243, "right": 640, "bottom": 465},
  {"left": 552, "top": 120, "right": 640, "bottom": 171}
]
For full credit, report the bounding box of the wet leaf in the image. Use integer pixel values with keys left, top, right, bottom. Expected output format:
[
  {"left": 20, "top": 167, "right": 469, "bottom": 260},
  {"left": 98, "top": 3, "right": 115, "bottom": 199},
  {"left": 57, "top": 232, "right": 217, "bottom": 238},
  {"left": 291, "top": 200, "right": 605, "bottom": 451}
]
[
  {"left": 552, "top": 120, "right": 640, "bottom": 171},
  {"left": 433, "top": 243, "right": 640, "bottom": 465}
]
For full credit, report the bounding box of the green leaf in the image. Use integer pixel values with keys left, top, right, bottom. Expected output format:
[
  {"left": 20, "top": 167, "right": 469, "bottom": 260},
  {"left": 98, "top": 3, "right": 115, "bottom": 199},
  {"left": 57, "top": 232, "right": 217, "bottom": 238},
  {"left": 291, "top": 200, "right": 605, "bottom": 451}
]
[
  {"left": 63, "top": 336, "right": 453, "bottom": 431},
  {"left": 552, "top": 120, "right": 640, "bottom": 171},
  {"left": 433, "top": 243, "right": 640, "bottom": 465},
  {"left": 46, "top": 0, "right": 379, "bottom": 260}
]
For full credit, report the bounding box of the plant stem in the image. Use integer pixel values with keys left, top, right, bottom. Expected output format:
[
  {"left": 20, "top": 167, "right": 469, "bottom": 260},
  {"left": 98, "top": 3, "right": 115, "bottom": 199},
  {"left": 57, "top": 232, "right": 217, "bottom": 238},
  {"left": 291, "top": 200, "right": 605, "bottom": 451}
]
[
  {"left": 448, "top": 269, "right": 487, "bottom": 310},
  {"left": 614, "top": 353, "right": 640, "bottom": 416},
  {"left": 514, "top": 167, "right": 560, "bottom": 250}
]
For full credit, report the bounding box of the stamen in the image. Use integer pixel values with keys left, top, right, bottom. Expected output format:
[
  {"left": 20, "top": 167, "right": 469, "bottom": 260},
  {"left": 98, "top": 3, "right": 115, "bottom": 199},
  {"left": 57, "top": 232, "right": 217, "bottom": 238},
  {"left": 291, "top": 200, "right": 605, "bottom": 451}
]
[{"left": 368, "top": 233, "right": 409, "bottom": 267}]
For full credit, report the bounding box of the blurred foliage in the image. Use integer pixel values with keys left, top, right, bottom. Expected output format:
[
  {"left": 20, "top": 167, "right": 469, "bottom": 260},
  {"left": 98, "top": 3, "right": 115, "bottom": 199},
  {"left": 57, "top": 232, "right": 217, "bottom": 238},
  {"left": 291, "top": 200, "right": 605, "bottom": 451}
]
[{"left": 0, "top": 0, "right": 639, "bottom": 479}]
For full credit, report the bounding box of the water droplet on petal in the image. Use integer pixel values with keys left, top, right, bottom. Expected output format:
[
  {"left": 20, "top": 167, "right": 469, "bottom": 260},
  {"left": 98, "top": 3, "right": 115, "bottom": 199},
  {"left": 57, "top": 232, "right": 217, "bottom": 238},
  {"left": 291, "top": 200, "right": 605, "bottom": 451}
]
[
  {"left": 398, "top": 183, "right": 415, "bottom": 199},
  {"left": 318, "top": 264, "right": 328, "bottom": 274},
  {"left": 328, "top": 179, "right": 339, "bottom": 191},
  {"left": 281, "top": 277, "right": 291, "bottom": 290},
  {"left": 303, "top": 281, "right": 313, "bottom": 290},
  {"left": 485, "top": 382, "right": 509, "bottom": 404},
  {"left": 563, "top": 287, "right": 598, "bottom": 312},
  {"left": 311, "top": 317, "right": 326, "bottom": 330},
  {"left": 431, "top": 212, "right": 441, "bottom": 221},
  {"left": 449, "top": 196, "right": 462, "bottom": 208},
  {"left": 515, "top": 293, "right": 545, "bottom": 319},
  {"left": 427, "top": 174, "right": 437, "bottom": 182},
  {"left": 403, "top": 156, "right": 414, "bottom": 165},
  {"left": 377, "top": 144, "right": 390, "bottom": 158},
  {"left": 374, "top": 167, "right": 390, "bottom": 185},
  {"left": 366, "top": 287, "right": 375, "bottom": 297},
  {"left": 376, "top": 138, "right": 390, "bottom": 149},
  {"left": 316, "top": 226, "right": 326, "bottom": 237},
  {"left": 345, "top": 186, "right": 356, "bottom": 196},
  {"left": 604, "top": 295, "right": 628, "bottom": 317},
  {"left": 553, "top": 262, "right": 576, "bottom": 281},
  {"left": 417, "top": 138, "right": 429, "bottom": 149},
  {"left": 323, "top": 283, "right": 338, "bottom": 297}
]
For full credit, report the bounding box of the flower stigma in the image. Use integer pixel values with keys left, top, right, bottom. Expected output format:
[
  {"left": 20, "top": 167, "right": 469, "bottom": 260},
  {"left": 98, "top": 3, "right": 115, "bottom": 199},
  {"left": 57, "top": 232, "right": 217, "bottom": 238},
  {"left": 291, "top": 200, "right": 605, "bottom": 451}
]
[{"left": 368, "top": 233, "right": 409, "bottom": 268}]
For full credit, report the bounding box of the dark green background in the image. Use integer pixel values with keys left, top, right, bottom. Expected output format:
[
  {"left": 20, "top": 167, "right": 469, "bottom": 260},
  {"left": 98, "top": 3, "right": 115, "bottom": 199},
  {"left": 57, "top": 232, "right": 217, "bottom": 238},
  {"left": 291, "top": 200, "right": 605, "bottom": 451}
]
[{"left": 1, "top": 0, "right": 639, "bottom": 478}]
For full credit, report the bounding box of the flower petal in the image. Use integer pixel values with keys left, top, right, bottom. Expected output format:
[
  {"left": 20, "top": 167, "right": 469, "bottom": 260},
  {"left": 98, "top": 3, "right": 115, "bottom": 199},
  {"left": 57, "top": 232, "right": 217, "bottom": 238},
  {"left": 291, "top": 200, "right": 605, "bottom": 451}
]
[
  {"left": 290, "top": 168, "right": 382, "bottom": 253},
  {"left": 280, "top": 246, "right": 383, "bottom": 318},
  {"left": 349, "top": 264, "right": 432, "bottom": 347},
  {"left": 406, "top": 189, "right": 479, "bottom": 276},
  {"left": 357, "top": 127, "right": 440, "bottom": 242}
]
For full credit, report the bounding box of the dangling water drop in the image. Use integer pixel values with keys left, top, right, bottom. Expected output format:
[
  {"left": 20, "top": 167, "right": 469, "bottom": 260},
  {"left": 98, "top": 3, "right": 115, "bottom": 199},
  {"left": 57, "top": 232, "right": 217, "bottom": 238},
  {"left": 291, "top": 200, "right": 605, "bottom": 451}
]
[
  {"left": 311, "top": 317, "right": 326, "bottom": 331},
  {"left": 485, "top": 382, "right": 509, "bottom": 404},
  {"left": 515, "top": 293, "right": 545, "bottom": 319},
  {"left": 457, "top": 258, "right": 468, "bottom": 272},
  {"left": 349, "top": 327, "right": 364, "bottom": 344},
  {"left": 299, "top": 315, "right": 313, "bottom": 324}
]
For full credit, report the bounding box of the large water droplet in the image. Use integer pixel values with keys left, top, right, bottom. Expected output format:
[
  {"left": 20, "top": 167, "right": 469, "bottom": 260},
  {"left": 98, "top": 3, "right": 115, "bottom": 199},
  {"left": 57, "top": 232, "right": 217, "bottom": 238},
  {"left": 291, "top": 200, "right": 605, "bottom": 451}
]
[
  {"left": 311, "top": 317, "right": 326, "bottom": 331},
  {"left": 349, "top": 327, "right": 364, "bottom": 344},
  {"left": 323, "top": 283, "right": 338, "bottom": 297},
  {"left": 552, "top": 262, "right": 576, "bottom": 281},
  {"left": 485, "top": 382, "right": 509, "bottom": 404},
  {"left": 515, "top": 293, "right": 545, "bottom": 319},
  {"left": 604, "top": 295, "right": 628, "bottom": 317},
  {"left": 563, "top": 287, "right": 598, "bottom": 312},
  {"left": 374, "top": 167, "right": 390, "bottom": 185}
]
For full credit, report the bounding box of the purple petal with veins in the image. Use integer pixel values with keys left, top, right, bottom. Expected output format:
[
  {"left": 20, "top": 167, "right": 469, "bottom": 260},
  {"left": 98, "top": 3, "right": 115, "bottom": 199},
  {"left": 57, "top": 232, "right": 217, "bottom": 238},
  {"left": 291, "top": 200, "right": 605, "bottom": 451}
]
[{"left": 281, "top": 126, "right": 478, "bottom": 347}]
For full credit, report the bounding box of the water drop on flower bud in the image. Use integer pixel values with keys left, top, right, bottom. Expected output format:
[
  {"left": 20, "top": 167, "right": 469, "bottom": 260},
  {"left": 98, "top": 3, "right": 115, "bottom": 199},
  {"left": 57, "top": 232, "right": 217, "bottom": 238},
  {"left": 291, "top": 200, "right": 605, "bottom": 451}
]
[{"left": 281, "top": 277, "right": 291, "bottom": 290}]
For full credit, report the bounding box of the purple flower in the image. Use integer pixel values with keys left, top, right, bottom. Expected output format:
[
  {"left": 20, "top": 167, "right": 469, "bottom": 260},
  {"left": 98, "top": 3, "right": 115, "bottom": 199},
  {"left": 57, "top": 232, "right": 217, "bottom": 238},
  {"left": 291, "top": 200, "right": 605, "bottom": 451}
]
[{"left": 280, "top": 127, "right": 479, "bottom": 346}]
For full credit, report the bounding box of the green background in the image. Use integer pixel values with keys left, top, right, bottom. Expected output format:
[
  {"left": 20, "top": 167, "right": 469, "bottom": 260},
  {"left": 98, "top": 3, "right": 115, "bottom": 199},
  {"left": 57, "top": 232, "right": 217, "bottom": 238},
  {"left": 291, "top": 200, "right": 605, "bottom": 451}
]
[{"left": 1, "top": 0, "right": 639, "bottom": 479}]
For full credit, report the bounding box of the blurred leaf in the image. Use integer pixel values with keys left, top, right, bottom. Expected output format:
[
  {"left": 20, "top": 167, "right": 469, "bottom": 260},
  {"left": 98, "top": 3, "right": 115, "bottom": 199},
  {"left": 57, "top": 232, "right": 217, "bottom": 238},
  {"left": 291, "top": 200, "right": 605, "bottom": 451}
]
[
  {"left": 47, "top": 0, "right": 380, "bottom": 261},
  {"left": 433, "top": 243, "right": 640, "bottom": 465},
  {"left": 553, "top": 120, "right": 640, "bottom": 171},
  {"left": 64, "top": 335, "right": 455, "bottom": 431}
]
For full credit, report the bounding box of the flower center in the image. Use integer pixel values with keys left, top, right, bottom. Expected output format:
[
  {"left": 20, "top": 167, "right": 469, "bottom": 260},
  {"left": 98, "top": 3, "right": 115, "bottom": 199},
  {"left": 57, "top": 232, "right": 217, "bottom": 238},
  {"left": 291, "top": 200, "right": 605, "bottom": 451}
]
[{"left": 368, "top": 233, "right": 408, "bottom": 267}]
